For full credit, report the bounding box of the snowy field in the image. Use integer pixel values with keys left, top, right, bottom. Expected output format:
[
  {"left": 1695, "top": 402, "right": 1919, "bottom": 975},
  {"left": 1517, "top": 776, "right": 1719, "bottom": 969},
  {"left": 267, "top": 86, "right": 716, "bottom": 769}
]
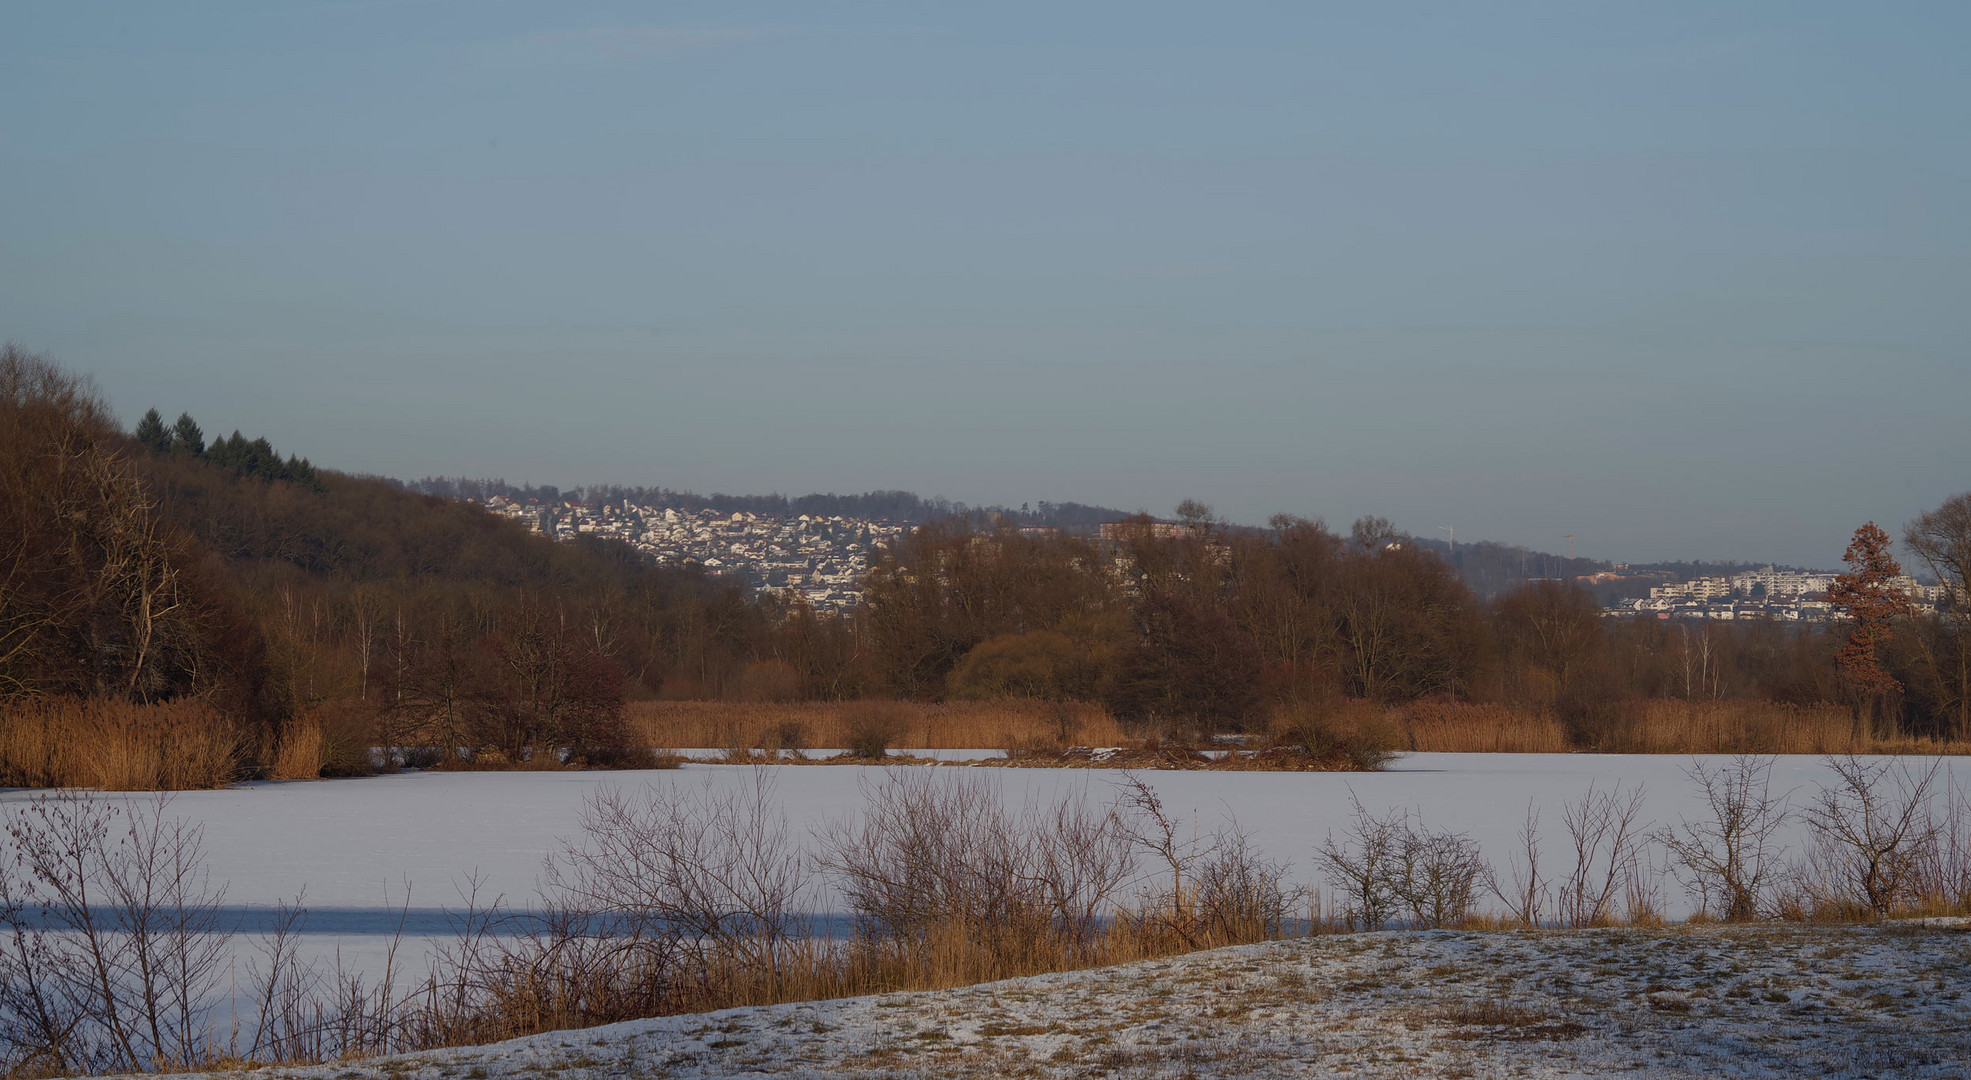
[
  {"left": 5, "top": 753, "right": 1970, "bottom": 978},
  {"left": 172, "top": 922, "right": 1971, "bottom": 1080}
]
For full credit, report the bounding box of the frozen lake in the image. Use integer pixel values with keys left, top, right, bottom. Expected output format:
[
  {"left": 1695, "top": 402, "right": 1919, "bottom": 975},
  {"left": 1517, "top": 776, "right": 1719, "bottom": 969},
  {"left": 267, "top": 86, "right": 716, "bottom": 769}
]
[{"left": 5, "top": 753, "right": 1967, "bottom": 973}]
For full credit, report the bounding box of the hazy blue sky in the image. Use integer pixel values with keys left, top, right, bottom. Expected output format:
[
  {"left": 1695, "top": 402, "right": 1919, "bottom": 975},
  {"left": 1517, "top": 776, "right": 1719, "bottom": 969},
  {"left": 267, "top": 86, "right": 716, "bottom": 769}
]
[{"left": 4, "top": 2, "right": 1966, "bottom": 567}]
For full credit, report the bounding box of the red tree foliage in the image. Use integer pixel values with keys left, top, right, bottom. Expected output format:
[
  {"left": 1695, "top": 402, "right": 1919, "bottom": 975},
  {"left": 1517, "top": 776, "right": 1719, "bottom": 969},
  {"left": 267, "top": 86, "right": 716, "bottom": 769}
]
[{"left": 1826, "top": 522, "right": 1912, "bottom": 700}]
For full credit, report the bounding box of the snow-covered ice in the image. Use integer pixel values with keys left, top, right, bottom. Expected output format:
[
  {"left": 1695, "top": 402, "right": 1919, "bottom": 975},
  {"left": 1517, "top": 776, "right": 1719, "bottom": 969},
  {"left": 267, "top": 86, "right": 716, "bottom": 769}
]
[{"left": 7, "top": 753, "right": 1969, "bottom": 980}]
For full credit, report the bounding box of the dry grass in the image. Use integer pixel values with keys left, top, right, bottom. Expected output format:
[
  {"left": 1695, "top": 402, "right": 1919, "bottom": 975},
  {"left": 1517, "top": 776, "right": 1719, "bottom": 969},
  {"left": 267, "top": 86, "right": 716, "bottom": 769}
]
[
  {"left": 0, "top": 697, "right": 241, "bottom": 790},
  {"left": 270, "top": 716, "right": 325, "bottom": 780},
  {"left": 627, "top": 698, "right": 1128, "bottom": 752},
  {"left": 1400, "top": 701, "right": 1570, "bottom": 753},
  {"left": 634, "top": 696, "right": 1971, "bottom": 759},
  {"left": 1397, "top": 699, "right": 1971, "bottom": 756},
  {"left": 1607, "top": 700, "right": 1971, "bottom": 756}
]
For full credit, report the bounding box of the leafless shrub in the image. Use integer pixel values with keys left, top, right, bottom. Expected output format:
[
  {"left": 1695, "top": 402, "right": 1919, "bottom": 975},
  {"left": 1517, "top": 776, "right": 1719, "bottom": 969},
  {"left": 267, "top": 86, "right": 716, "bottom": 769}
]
[
  {"left": 1798, "top": 756, "right": 1944, "bottom": 917},
  {"left": 1114, "top": 775, "right": 1298, "bottom": 945},
  {"left": 822, "top": 771, "right": 1134, "bottom": 958},
  {"left": 1318, "top": 797, "right": 1405, "bottom": 930},
  {"left": 1188, "top": 827, "right": 1300, "bottom": 941},
  {"left": 0, "top": 793, "right": 233, "bottom": 1075},
  {"left": 545, "top": 770, "right": 811, "bottom": 994},
  {"left": 1389, "top": 816, "right": 1493, "bottom": 929},
  {"left": 1917, "top": 772, "right": 1971, "bottom": 909},
  {"left": 237, "top": 896, "right": 321, "bottom": 1064},
  {"left": 841, "top": 701, "right": 913, "bottom": 759},
  {"left": 761, "top": 719, "right": 809, "bottom": 757},
  {"left": 1493, "top": 803, "right": 1547, "bottom": 927},
  {"left": 1319, "top": 797, "right": 1490, "bottom": 929},
  {"left": 1113, "top": 774, "right": 1202, "bottom": 921},
  {"left": 1554, "top": 782, "right": 1650, "bottom": 928},
  {"left": 1659, "top": 755, "right": 1789, "bottom": 921}
]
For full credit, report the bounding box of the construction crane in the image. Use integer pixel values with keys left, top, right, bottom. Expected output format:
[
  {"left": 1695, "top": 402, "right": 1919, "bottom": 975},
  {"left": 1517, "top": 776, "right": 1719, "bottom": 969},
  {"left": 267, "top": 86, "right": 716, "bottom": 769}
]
[
  {"left": 1564, "top": 533, "right": 1575, "bottom": 561},
  {"left": 1438, "top": 525, "right": 1454, "bottom": 554}
]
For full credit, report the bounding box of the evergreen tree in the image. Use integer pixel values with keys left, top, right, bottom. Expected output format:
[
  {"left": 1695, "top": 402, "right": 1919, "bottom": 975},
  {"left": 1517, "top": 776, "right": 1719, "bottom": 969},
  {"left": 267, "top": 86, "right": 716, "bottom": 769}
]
[
  {"left": 133, "top": 407, "right": 171, "bottom": 452},
  {"left": 170, "top": 412, "right": 205, "bottom": 455}
]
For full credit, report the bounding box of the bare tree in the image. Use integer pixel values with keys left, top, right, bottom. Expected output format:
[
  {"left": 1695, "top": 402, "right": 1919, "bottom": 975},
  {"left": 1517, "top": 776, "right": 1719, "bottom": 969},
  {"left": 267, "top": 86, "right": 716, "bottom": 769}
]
[
  {"left": 1387, "top": 819, "right": 1492, "bottom": 929},
  {"left": 1113, "top": 774, "right": 1202, "bottom": 926},
  {"left": 0, "top": 793, "right": 234, "bottom": 1075},
  {"left": 1319, "top": 797, "right": 1491, "bottom": 930},
  {"left": 1659, "top": 756, "right": 1789, "bottom": 921},
  {"left": 1905, "top": 494, "right": 1971, "bottom": 740},
  {"left": 1799, "top": 756, "right": 1942, "bottom": 917}
]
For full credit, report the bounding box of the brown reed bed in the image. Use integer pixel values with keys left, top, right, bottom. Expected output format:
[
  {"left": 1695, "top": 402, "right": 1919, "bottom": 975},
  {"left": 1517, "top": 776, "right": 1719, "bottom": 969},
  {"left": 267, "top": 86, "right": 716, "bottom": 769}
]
[
  {"left": 0, "top": 696, "right": 242, "bottom": 790},
  {"left": 1391, "top": 698, "right": 1971, "bottom": 756},
  {"left": 1397, "top": 700, "right": 1572, "bottom": 754},
  {"left": 631, "top": 696, "right": 1971, "bottom": 761},
  {"left": 626, "top": 698, "right": 1128, "bottom": 753}
]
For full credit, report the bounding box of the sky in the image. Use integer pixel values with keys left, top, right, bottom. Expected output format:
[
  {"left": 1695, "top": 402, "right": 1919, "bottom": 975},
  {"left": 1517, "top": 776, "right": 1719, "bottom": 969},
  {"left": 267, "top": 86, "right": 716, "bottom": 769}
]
[{"left": 2, "top": 2, "right": 1966, "bottom": 569}]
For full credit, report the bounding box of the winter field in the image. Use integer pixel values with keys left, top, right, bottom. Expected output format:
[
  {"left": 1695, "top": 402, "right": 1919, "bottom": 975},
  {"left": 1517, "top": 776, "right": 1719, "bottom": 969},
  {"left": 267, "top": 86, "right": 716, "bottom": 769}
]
[{"left": 172, "top": 921, "right": 1971, "bottom": 1080}]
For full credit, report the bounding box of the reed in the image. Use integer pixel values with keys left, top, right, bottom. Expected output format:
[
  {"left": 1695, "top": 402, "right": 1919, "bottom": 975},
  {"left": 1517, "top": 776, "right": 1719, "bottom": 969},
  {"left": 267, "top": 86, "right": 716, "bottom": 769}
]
[
  {"left": 0, "top": 696, "right": 242, "bottom": 790},
  {"left": 270, "top": 716, "right": 326, "bottom": 781},
  {"left": 1605, "top": 700, "right": 1971, "bottom": 756},
  {"left": 626, "top": 698, "right": 1128, "bottom": 753},
  {"left": 1398, "top": 700, "right": 1571, "bottom": 754}
]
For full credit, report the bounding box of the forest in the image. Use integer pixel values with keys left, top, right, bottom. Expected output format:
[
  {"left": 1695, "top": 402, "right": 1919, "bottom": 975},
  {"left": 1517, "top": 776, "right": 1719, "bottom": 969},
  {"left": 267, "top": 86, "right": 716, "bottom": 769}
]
[{"left": 3, "top": 344, "right": 1969, "bottom": 786}]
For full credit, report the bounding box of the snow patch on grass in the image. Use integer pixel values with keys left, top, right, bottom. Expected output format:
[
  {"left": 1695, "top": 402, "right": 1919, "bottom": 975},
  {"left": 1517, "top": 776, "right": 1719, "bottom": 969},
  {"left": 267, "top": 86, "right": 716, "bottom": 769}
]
[{"left": 182, "top": 923, "right": 1969, "bottom": 1079}]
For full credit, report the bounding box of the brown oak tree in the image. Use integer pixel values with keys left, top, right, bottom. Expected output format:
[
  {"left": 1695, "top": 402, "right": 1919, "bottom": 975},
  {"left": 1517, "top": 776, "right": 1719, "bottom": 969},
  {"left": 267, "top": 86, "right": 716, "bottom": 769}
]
[{"left": 1826, "top": 522, "right": 1912, "bottom": 737}]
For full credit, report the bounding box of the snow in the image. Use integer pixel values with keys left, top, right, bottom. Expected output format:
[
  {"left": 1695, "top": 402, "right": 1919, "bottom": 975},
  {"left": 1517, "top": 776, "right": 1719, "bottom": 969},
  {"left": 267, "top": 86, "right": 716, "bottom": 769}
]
[
  {"left": 8, "top": 753, "right": 1967, "bottom": 927},
  {"left": 172, "top": 922, "right": 1971, "bottom": 1079},
  {"left": 12, "top": 754, "right": 1971, "bottom": 1076}
]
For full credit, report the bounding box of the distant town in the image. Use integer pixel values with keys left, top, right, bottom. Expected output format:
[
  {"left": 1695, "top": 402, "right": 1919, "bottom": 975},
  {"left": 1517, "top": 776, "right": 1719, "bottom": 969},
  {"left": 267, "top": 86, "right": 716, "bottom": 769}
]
[
  {"left": 469, "top": 491, "right": 1951, "bottom": 623},
  {"left": 479, "top": 494, "right": 907, "bottom": 611},
  {"left": 1612, "top": 566, "right": 1949, "bottom": 622}
]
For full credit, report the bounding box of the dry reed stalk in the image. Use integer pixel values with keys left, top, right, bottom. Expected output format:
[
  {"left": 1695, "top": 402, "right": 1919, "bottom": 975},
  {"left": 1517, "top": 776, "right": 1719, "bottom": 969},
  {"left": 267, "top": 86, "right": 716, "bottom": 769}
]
[
  {"left": 629, "top": 696, "right": 1971, "bottom": 759},
  {"left": 0, "top": 697, "right": 240, "bottom": 790},
  {"left": 1401, "top": 701, "right": 1569, "bottom": 753},
  {"left": 270, "top": 718, "right": 326, "bottom": 781},
  {"left": 626, "top": 699, "right": 1128, "bottom": 751},
  {"left": 1629, "top": 701, "right": 1865, "bottom": 756}
]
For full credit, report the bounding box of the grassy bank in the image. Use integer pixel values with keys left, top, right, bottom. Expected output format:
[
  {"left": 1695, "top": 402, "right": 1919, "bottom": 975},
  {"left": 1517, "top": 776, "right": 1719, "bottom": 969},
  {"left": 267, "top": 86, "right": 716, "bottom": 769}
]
[
  {"left": 6, "top": 695, "right": 1968, "bottom": 796},
  {"left": 631, "top": 698, "right": 1971, "bottom": 759}
]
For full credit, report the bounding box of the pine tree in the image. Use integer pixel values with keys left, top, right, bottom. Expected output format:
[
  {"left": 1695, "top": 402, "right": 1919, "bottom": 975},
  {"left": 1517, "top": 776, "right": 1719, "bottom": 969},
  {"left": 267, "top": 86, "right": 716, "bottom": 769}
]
[
  {"left": 133, "top": 407, "right": 171, "bottom": 452},
  {"left": 170, "top": 412, "right": 205, "bottom": 455}
]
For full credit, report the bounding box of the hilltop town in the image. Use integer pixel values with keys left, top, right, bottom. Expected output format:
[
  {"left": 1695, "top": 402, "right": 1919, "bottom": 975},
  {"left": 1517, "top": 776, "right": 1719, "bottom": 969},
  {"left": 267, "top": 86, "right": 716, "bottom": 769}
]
[
  {"left": 478, "top": 494, "right": 907, "bottom": 610},
  {"left": 469, "top": 490, "right": 1953, "bottom": 624}
]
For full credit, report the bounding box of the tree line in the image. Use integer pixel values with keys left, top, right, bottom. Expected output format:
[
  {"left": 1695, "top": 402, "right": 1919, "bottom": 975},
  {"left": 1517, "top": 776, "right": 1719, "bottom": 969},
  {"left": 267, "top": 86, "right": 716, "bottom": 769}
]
[
  {"left": 830, "top": 505, "right": 1970, "bottom": 745},
  {"left": 1, "top": 347, "right": 785, "bottom": 773},
  {"left": 4, "top": 343, "right": 1969, "bottom": 777}
]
